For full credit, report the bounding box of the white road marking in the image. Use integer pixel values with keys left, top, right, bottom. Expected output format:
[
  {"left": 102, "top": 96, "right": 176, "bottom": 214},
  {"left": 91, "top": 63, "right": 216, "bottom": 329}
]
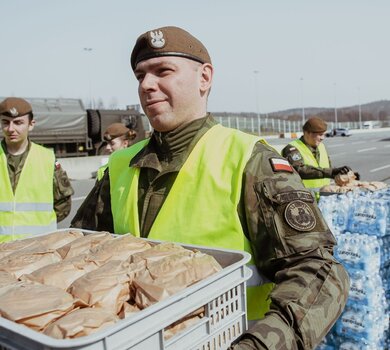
[
  {"left": 72, "top": 196, "right": 87, "bottom": 201},
  {"left": 327, "top": 144, "right": 345, "bottom": 148},
  {"left": 384, "top": 145, "right": 390, "bottom": 148},
  {"left": 331, "top": 152, "right": 347, "bottom": 157},
  {"left": 370, "top": 164, "right": 390, "bottom": 173},
  {"left": 350, "top": 141, "right": 366, "bottom": 145},
  {"left": 357, "top": 147, "right": 377, "bottom": 153}
]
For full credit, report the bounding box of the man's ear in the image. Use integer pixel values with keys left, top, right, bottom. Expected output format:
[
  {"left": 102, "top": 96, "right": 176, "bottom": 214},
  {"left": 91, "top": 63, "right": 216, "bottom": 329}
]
[
  {"left": 199, "top": 63, "right": 213, "bottom": 93},
  {"left": 28, "top": 119, "right": 36, "bottom": 132}
]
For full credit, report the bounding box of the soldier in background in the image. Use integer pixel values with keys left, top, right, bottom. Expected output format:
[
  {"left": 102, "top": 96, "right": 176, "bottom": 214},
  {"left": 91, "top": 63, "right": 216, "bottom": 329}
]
[
  {"left": 71, "top": 26, "right": 349, "bottom": 349},
  {"left": 0, "top": 97, "right": 74, "bottom": 242},
  {"left": 96, "top": 123, "right": 137, "bottom": 181},
  {"left": 282, "top": 117, "right": 359, "bottom": 198}
]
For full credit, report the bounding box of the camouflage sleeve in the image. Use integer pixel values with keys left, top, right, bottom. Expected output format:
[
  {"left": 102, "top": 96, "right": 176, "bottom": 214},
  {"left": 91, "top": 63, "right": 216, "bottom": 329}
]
[
  {"left": 234, "top": 142, "right": 349, "bottom": 350},
  {"left": 53, "top": 161, "right": 74, "bottom": 222},
  {"left": 70, "top": 169, "right": 114, "bottom": 231},
  {"left": 281, "top": 144, "right": 333, "bottom": 179}
]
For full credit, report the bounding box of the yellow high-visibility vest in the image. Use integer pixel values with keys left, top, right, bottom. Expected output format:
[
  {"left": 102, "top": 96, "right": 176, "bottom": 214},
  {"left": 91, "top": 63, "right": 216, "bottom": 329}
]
[
  {"left": 0, "top": 143, "right": 56, "bottom": 242},
  {"left": 289, "top": 139, "right": 331, "bottom": 189},
  {"left": 109, "top": 125, "right": 274, "bottom": 320}
]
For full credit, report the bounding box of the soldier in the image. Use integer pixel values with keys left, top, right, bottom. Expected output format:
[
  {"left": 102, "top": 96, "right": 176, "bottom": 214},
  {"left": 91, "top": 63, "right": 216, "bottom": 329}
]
[
  {"left": 71, "top": 26, "right": 349, "bottom": 349},
  {"left": 96, "top": 123, "right": 137, "bottom": 181},
  {"left": 0, "top": 97, "right": 74, "bottom": 242},
  {"left": 282, "top": 117, "right": 359, "bottom": 198}
]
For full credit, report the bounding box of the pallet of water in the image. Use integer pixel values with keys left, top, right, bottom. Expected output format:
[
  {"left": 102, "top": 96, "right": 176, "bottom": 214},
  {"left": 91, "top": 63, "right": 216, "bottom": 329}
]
[{"left": 318, "top": 188, "right": 390, "bottom": 350}]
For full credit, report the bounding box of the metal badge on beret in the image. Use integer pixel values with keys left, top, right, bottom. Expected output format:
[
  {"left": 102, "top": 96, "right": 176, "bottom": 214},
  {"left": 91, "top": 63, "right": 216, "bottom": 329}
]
[
  {"left": 9, "top": 108, "right": 19, "bottom": 117},
  {"left": 149, "top": 30, "right": 166, "bottom": 48},
  {"left": 284, "top": 200, "right": 316, "bottom": 231}
]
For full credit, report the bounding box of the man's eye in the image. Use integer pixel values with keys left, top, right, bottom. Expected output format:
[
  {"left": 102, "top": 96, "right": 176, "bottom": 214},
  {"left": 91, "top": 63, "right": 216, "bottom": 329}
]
[{"left": 158, "top": 68, "right": 173, "bottom": 75}]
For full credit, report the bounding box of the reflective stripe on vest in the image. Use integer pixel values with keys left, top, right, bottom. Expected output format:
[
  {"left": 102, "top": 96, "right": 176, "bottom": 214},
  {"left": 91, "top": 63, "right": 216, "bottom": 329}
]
[
  {"left": 0, "top": 143, "right": 56, "bottom": 242},
  {"left": 289, "top": 139, "right": 331, "bottom": 189},
  {"left": 109, "top": 125, "right": 274, "bottom": 320}
]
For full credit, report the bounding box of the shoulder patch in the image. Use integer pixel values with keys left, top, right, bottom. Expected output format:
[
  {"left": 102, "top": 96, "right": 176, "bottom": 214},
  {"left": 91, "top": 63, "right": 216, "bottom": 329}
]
[
  {"left": 269, "top": 158, "right": 293, "bottom": 173},
  {"left": 291, "top": 152, "right": 302, "bottom": 161},
  {"left": 284, "top": 200, "right": 316, "bottom": 231}
]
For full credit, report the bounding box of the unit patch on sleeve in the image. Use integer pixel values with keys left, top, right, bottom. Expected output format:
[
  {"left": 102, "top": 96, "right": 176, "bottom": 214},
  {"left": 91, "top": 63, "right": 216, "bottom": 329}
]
[
  {"left": 291, "top": 152, "right": 302, "bottom": 161},
  {"left": 284, "top": 200, "right": 316, "bottom": 231},
  {"left": 270, "top": 158, "right": 293, "bottom": 173}
]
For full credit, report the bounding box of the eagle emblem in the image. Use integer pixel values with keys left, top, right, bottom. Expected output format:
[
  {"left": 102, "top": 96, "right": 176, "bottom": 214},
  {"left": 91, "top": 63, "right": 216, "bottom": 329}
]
[
  {"left": 149, "top": 30, "right": 165, "bottom": 49},
  {"left": 284, "top": 200, "right": 316, "bottom": 231},
  {"left": 9, "top": 107, "right": 19, "bottom": 117}
]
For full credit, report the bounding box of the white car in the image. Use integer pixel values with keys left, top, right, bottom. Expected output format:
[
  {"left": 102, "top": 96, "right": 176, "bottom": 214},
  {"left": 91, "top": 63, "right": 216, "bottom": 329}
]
[{"left": 326, "top": 128, "right": 351, "bottom": 137}]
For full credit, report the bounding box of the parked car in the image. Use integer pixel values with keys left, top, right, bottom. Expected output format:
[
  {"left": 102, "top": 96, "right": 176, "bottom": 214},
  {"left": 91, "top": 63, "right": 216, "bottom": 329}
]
[{"left": 325, "top": 128, "right": 351, "bottom": 137}]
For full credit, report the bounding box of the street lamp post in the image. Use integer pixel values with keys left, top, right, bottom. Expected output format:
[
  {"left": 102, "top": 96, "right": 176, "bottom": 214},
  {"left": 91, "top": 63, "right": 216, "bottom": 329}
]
[
  {"left": 358, "top": 87, "right": 362, "bottom": 129},
  {"left": 333, "top": 83, "right": 338, "bottom": 128},
  {"left": 300, "top": 77, "right": 305, "bottom": 125},
  {"left": 253, "top": 70, "right": 261, "bottom": 135},
  {"left": 83, "top": 47, "right": 93, "bottom": 109}
]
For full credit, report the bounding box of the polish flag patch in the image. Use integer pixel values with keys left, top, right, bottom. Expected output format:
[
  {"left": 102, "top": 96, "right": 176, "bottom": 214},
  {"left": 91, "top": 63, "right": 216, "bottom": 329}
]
[{"left": 270, "top": 158, "right": 293, "bottom": 173}]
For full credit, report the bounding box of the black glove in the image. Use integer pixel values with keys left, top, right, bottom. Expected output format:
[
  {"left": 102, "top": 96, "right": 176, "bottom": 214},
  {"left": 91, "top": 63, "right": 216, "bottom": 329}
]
[
  {"left": 354, "top": 172, "right": 360, "bottom": 180},
  {"left": 331, "top": 166, "right": 352, "bottom": 177}
]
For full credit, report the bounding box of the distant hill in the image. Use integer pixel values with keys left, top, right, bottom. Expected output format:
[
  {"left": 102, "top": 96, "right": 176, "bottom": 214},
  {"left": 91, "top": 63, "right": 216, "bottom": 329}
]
[{"left": 214, "top": 100, "right": 390, "bottom": 123}]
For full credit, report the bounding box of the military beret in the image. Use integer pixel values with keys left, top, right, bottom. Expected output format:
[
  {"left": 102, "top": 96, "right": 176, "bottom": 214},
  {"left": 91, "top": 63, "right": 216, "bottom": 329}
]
[
  {"left": 303, "top": 117, "right": 327, "bottom": 133},
  {"left": 0, "top": 97, "right": 32, "bottom": 118},
  {"left": 103, "top": 123, "right": 131, "bottom": 141},
  {"left": 130, "top": 26, "right": 211, "bottom": 70}
]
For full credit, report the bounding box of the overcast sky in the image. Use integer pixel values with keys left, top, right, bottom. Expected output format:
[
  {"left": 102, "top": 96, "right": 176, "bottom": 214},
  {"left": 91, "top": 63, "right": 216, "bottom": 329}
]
[{"left": 1, "top": 0, "right": 389, "bottom": 113}]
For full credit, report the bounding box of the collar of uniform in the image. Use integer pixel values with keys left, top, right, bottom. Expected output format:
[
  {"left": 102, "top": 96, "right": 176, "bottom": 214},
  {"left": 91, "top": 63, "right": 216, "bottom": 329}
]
[
  {"left": 2, "top": 139, "right": 32, "bottom": 157},
  {"left": 130, "top": 114, "right": 217, "bottom": 171},
  {"left": 300, "top": 135, "right": 318, "bottom": 155}
]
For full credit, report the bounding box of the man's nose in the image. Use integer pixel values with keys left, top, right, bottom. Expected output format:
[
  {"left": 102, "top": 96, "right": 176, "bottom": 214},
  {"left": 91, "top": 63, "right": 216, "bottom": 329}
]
[
  {"left": 140, "top": 73, "right": 157, "bottom": 91},
  {"left": 7, "top": 122, "right": 15, "bottom": 132}
]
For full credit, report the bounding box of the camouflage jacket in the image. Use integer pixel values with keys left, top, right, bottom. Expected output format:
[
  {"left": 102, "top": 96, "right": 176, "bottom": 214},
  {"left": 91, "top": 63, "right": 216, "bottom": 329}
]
[
  {"left": 1, "top": 140, "right": 74, "bottom": 222},
  {"left": 71, "top": 115, "right": 349, "bottom": 349},
  {"left": 281, "top": 137, "right": 334, "bottom": 179}
]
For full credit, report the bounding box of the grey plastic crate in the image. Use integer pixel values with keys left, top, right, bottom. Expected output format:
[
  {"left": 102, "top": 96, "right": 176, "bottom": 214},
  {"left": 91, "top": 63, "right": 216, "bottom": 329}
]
[{"left": 0, "top": 230, "right": 252, "bottom": 350}]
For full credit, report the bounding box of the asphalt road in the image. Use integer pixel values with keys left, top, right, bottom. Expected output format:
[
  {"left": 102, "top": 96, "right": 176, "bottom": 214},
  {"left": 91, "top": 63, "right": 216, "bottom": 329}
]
[{"left": 59, "top": 129, "right": 390, "bottom": 229}]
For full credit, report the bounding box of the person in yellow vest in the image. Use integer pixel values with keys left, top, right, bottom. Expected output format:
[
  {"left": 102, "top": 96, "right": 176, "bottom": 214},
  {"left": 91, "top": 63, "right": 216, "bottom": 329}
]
[
  {"left": 282, "top": 117, "right": 359, "bottom": 198},
  {"left": 0, "top": 97, "right": 74, "bottom": 242},
  {"left": 96, "top": 123, "right": 137, "bottom": 181},
  {"left": 71, "top": 26, "right": 349, "bottom": 349}
]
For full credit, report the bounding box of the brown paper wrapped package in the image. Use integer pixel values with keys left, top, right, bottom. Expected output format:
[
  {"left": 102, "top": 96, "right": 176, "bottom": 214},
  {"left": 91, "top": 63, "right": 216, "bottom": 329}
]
[
  {"left": 89, "top": 234, "right": 152, "bottom": 263},
  {"left": 133, "top": 248, "right": 222, "bottom": 308},
  {"left": 0, "top": 230, "right": 83, "bottom": 260},
  {"left": 44, "top": 307, "right": 119, "bottom": 339},
  {"left": 67, "top": 260, "right": 137, "bottom": 315},
  {"left": 0, "top": 282, "right": 75, "bottom": 331},
  {"left": 321, "top": 171, "right": 388, "bottom": 193},
  {"left": 21, "top": 254, "right": 101, "bottom": 290},
  {"left": 56, "top": 232, "right": 112, "bottom": 259},
  {"left": 0, "top": 271, "right": 18, "bottom": 288},
  {"left": 0, "top": 244, "right": 62, "bottom": 278}
]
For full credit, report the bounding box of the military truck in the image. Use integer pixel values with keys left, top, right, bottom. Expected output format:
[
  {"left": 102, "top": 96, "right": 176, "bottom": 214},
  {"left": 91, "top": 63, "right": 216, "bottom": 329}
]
[{"left": 0, "top": 97, "right": 149, "bottom": 157}]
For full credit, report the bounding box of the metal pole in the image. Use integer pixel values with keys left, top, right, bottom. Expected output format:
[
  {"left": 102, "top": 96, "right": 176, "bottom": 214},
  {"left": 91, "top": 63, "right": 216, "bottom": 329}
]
[
  {"left": 358, "top": 87, "right": 362, "bottom": 129},
  {"left": 300, "top": 77, "right": 305, "bottom": 123},
  {"left": 253, "top": 70, "right": 261, "bottom": 135},
  {"left": 83, "top": 48, "right": 93, "bottom": 108},
  {"left": 333, "top": 83, "right": 338, "bottom": 127}
]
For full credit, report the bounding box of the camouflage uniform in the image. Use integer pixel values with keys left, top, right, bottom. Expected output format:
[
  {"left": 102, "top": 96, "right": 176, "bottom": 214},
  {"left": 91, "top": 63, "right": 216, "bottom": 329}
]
[
  {"left": 2, "top": 140, "right": 74, "bottom": 222},
  {"left": 71, "top": 115, "right": 349, "bottom": 349},
  {"left": 281, "top": 136, "right": 333, "bottom": 180}
]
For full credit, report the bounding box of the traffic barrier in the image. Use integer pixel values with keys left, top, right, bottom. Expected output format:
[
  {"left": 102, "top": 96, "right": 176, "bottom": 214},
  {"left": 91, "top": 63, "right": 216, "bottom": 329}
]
[{"left": 279, "top": 132, "right": 303, "bottom": 139}]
